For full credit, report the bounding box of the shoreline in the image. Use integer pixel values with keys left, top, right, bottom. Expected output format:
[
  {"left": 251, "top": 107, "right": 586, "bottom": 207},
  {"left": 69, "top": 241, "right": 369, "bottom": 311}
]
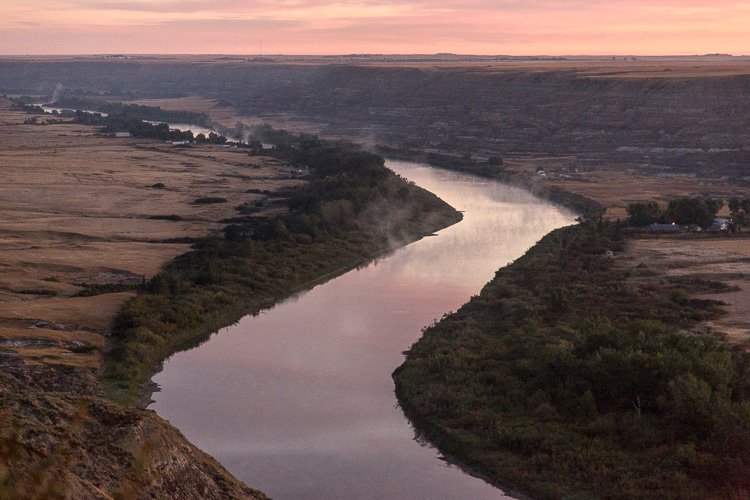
[
  {"left": 101, "top": 147, "right": 466, "bottom": 405},
  {"left": 392, "top": 217, "right": 750, "bottom": 498},
  {"left": 131, "top": 153, "right": 594, "bottom": 489},
  {"left": 378, "top": 147, "right": 604, "bottom": 218},
  {"left": 134, "top": 208, "right": 462, "bottom": 409}
]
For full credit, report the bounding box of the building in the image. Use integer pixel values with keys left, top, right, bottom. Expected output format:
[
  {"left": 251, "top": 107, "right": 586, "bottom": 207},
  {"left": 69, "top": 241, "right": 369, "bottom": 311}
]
[
  {"left": 710, "top": 218, "right": 729, "bottom": 231},
  {"left": 647, "top": 223, "right": 680, "bottom": 232}
]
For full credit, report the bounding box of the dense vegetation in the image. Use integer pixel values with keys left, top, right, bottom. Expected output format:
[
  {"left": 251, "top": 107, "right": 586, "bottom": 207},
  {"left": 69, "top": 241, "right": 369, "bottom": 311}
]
[
  {"left": 10, "top": 97, "right": 224, "bottom": 142},
  {"left": 627, "top": 197, "right": 725, "bottom": 228},
  {"left": 69, "top": 110, "right": 198, "bottom": 142},
  {"left": 104, "top": 145, "right": 461, "bottom": 402},
  {"left": 394, "top": 220, "right": 750, "bottom": 499},
  {"left": 49, "top": 96, "right": 211, "bottom": 127},
  {"left": 728, "top": 197, "right": 750, "bottom": 229}
]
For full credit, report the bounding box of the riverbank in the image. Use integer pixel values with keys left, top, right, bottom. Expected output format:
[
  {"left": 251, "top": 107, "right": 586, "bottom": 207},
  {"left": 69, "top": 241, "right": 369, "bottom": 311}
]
[
  {"left": 105, "top": 147, "right": 462, "bottom": 403},
  {"left": 147, "top": 160, "right": 575, "bottom": 499},
  {"left": 0, "top": 101, "right": 461, "bottom": 497},
  {"left": 376, "top": 146, "right": 604, "bottom": 218},
  {"left": 394, "top": 220, "right": 750, "bottom": 499}
]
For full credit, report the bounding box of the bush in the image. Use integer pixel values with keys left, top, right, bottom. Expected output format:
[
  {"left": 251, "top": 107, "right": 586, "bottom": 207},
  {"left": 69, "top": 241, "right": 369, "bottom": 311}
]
[
  {"left": 193, "top": 197, "right": 228, "bottom": 204},
  {"left": 395, "top": 220, "right": 748, "bottom": 499}
]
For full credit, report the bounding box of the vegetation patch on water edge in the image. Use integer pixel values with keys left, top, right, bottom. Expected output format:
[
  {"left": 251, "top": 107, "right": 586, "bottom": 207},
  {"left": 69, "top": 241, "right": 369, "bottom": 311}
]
[
  {"left": 376, "top": 145, "right": 604, "bottom": 218},
  {"left": 103, "top": 144, "right": 462, "bottom": 404},
  {"left": 394, "top": 219, "right": 750, "bottom": 499},
  {"left": 24, "top": 94, "right": 213, "bottom": 127}
]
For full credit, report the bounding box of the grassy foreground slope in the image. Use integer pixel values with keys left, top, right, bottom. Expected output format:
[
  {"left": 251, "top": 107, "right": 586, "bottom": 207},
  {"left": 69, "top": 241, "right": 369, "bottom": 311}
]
[{"left": 394, "top": 220, "right": 750, "bottom": 499}]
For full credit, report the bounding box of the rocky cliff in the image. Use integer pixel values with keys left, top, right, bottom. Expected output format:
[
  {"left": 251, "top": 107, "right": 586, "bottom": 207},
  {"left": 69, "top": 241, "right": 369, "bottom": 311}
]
[{"left": 1, "top": 361, "right": 267, "bottom": 499}]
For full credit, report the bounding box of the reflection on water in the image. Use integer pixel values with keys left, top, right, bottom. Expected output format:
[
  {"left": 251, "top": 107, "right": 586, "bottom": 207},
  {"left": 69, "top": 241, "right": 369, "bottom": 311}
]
[{"left": 149, "top": 160, "right": 576, "bottom": 499}]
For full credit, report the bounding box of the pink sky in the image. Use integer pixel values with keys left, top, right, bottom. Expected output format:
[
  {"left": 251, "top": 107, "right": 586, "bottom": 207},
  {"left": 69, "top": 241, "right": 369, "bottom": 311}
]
[{"left": 0, "top": 0, "right": 748, "bottom": 55}]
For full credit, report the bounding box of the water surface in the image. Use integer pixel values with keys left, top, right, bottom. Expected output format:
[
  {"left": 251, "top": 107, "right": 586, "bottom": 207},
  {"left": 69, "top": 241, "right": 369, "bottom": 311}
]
[{"left": 150, "top": 161, "right": 576, "bottom": 499}]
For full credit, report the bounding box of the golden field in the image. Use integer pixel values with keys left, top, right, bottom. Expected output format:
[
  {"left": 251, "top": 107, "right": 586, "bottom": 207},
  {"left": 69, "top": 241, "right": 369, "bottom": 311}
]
[{"left": 0, "top": 99, "right": 301, "bottom": 369}]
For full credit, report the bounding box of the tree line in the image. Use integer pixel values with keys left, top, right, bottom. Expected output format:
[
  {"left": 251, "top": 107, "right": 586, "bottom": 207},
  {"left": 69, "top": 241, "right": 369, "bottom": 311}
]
[
  {"left": 627, "top": 197, "right": 725, "bottom": 228},
  {"left": 394, "top": 219, "right": 750, "bottom": 499},
  {"left": 50, "top": 96, "right": 211, "bottom": 127},
  {"left": 70, "top": 110, "right": 228, "bottom": 143}
]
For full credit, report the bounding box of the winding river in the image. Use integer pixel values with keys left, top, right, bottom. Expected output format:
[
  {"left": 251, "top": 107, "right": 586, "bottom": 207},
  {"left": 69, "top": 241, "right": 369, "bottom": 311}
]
[{"left": 149, "top": 161, "right": 576, "bottom": 499}]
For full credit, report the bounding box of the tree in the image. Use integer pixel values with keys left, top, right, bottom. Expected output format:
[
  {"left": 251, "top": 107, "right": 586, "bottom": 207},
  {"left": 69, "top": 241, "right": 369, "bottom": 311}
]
[
  {"left": 729, "top": 197, "right": 741, "bottom": 216},
  {"left": 298, "top": 133, "right": 321, "bottom": 150},
  {"left": 728, "top": 197, "right": 749, "bottom": 232},
  {"left": 626, "top": 202, "right": 662, "bottom": 227},
  {"left": 665, "top": 197, "right": 721, "bottom": 228},
  {"left": 208, "top": 132, "right": 227, "bottom": 144}
]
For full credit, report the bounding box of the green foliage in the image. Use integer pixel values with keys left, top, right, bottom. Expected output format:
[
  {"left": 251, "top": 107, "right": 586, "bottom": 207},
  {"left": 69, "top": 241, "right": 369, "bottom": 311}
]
[
  {"left": 9, "top": 101, "right": 46, "bottom": 114},
  {"left": 72, "top": 283, "right": 143, "bottom": 297},
  {"left": 666, "top": 197, "right": 723, "bottom": 228},
  {"left": 728, "top": 197, "right": 750, "bottom": 231},
  {"left": 394, "top": 221, "right": 749, "bottom": 499},
  {"left": 50, "top": 96, "right": 211, "bottom": 126},
  {"left": 194, "top": 131, "right": 228, "bottom": 144},
  {"left": 628, "top": 198, "right": 725, "bottom": 228},
  {"left": 15, "top": 289, "right": 56, "bottom": 296},
  {"left": 71, "top": 110, "right": 196, "bottom": 142},
  {"left": 252, "top": 123, "right": 303, "bottom": 148},
  {"left": 149, "top": 214, "right": 182, "bottom": 221},
  {"left": 626, "top": 201, "right": 662, "bottom": 226}
]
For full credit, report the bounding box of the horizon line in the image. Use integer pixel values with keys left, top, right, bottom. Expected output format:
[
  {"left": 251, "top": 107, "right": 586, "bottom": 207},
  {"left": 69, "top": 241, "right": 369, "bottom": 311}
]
[{"left": 0, "top": 53, "right": 747, "bottom": 59}]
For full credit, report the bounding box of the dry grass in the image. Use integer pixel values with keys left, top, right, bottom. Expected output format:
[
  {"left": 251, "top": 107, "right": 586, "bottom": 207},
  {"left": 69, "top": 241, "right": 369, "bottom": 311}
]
[
  {"left": 0, "top": 292, "right": 136, "bottom": 332},
  {"left": 38, "top": 54, "right": 750, "bottom": 77},
  {"left": 695, "top": 239, "right": 750, "bottom": 258},
  {"left": 620, "top": 237, "right": 750, "bottom": 349},
  {"left": 122, "top": 96, "right": 329, "bottom": 136},
  {"left": 0, "top": 99, "right": 301, "bottom": 368},
  {"left": 8, "top": 346, "right": 101, "bottom": 368},
  {"left": 0, "top": 324, "right": 108, "bottom": 346}
]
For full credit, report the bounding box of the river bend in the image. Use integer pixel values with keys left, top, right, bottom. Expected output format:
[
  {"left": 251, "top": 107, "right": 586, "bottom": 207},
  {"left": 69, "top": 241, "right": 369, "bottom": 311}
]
[{"left": 149, "top": 160, "right": 576, "bottom": 499}]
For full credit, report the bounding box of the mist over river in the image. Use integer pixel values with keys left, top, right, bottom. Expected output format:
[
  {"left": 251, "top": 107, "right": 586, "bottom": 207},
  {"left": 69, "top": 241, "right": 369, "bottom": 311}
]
[{"left": 149, "top": 160, "right": 576, "bottom": 499}]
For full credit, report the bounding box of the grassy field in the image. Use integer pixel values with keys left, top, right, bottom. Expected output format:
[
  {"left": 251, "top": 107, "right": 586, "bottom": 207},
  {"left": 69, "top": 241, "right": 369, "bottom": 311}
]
[{"left": 0, "top": 98, "right": 303, "bottom": 370}]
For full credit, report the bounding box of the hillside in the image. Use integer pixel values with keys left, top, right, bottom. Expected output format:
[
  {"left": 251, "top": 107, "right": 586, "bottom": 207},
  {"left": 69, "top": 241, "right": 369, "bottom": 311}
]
[{"left": 2, "top": 57, "right": 750, "bottom": 188}]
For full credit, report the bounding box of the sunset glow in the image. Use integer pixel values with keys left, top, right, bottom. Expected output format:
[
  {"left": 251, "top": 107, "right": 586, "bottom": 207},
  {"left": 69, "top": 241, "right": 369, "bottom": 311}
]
[{"left": 0, "top": 0, "right": 747, "bottom": 55}]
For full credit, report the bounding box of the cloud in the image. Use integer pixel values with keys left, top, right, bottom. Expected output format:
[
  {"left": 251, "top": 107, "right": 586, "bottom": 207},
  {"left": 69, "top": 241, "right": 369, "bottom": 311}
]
[{"left": 1, "top": 0, "right": 748, "bottom": 54}]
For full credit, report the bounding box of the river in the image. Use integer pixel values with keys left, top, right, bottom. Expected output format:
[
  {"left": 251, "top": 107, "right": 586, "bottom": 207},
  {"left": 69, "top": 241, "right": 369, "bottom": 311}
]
[
  {"left": 40, "top": 106, "right": 242, "bottom": 142},
  {"left": 149, "top": 160, "right": 576, "bottom": 499}
]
